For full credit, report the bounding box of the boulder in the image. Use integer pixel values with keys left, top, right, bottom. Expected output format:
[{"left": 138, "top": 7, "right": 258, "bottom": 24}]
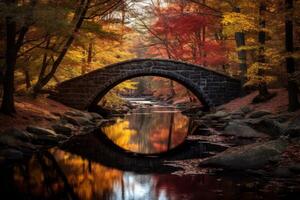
[
  {"left": 0, "top": 129, "right": 37, "bottom": 154},
  {"left": 26, "top": 126, "right": 68, "bottom": 145},
  {"left": 52, "top": 124, "right": 73, "bottom": 136},
  {"left": 248, "top": 110, "right": 272, "bottom": 119},
  {"left": 240, "top": 106, "right": 254, "bottom": 115},
  {"left": 223, "top": 121, "right": 268, "bottom": 138},
  {"left": 199, "top": 139, "right": 288, "bottom": 170},
  {"left": 61, "top": 115, "right": 94, "bottom": 126},
  {"left": 79, "top": 125, "right": 97, "bottom": 134},
  {"left": 0, "top": 148, "right": 24, "bottom": 161},
  {"left": 0, "top": 134, "right": 37, "bottom": 154},
  {"left": 230, "top": 111, "right": 245, "bottom": 120},
  {"left": 285, "top": 117, "right": 300, "bottom": 138},
  {"left": 64, "top": 110, "right": 85, "bottom": 117},
  {"left": 202, "top": 111, "right": 229, "bottom": 120},
  {"left": 27, "top": 126, "right": 57, "bottom": 136},
  {"left": 269, "top": 113, "right": 294, "bottom": 123},
  {"left": 0, "top": 128, "right": 33, "bottom": 142},
  {"left": 89, "top": 112, "right": 103, "bottom": 120},
  {"left": 246, "top": 118, "right": 285, "bottom": 137},
  {"left": 64, "top": 110, "right": 97, "bottom": 121},
  {"left": 50, "top": 112, "right": 62, "bottom": 117}
]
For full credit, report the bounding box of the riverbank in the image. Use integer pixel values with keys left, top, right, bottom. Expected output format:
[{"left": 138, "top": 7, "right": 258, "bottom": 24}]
[
  {"left": 178, "top": 88, "right": 300, "bottom": 178},
  {"left": 0, "top": 95, "right": 73, "bottom": 130},
  {"left": 0, "top": 89, "right": 300, "bottom": 198},
  {"left": 1, "top": 89, "right": 300, "bottom": 173},
  {"left": 0, "top": 95, "right": 107, "bottom": 166}
]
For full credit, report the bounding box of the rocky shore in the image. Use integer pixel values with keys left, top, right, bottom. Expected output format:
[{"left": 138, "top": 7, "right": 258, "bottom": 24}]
[
  {"left": 0, "top": 110, "right": 105, "bottom": 166},
  {"left": 185, "top": 106, "right": 300, "bottom": 177},
  {"left": 1, "top": 93, "right": 299, "bottom": 179}
]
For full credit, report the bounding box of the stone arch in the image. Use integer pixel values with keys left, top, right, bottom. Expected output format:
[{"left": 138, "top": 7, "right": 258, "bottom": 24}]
[
  {"left": 88, "top": 70, "right": 211, "bottom": 111},
  {"left": 50, "top": 59, "right": 241, "bottom": 110}
]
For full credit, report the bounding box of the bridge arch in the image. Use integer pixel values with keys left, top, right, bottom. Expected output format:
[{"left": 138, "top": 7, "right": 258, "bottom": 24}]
[
  {"left": 89, "top": 70, "right": 210, "bottom": 110},
  {"left": 50, "top": 59, "right": 241, "bottom": 110}
]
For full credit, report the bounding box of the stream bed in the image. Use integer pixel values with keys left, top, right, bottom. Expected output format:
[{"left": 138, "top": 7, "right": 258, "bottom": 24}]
[{"left": 0, "top": 98, "right": 298, "bottom": 199}]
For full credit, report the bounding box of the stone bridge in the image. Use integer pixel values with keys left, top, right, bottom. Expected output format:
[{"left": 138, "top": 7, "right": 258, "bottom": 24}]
[{"left": 50, "top": 59, "right": 241, "bottom": 110}]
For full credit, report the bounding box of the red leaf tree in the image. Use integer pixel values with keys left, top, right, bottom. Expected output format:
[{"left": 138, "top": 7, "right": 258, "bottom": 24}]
[{"left": 147, "top": 3, "right": 228, "bottom": 68}]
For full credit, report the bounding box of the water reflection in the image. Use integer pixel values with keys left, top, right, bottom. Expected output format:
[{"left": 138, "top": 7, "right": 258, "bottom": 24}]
[
  {"left": 0, "top": 148, "right": 289, "bottom": 200},
  {"left": 101, "top": 107, "right": 190, "bottom": 154}
]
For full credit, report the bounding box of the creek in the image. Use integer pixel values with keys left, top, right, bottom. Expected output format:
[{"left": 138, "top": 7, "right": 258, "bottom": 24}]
[{"left": 0, "top": 98, "right": 295, "bottom": 199}]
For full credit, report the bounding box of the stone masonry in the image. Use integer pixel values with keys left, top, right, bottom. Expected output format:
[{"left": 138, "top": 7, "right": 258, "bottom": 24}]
[{"left": 49, "top": 59, "right": 241, "bottom": 110}]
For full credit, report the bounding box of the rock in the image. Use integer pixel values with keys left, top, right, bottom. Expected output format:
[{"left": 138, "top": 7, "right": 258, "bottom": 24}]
[
  {"left": 51, "top": 112, "right": 62, "bottom": 117},
  {"left": 64, "top": 110, "right": 85, "bottom": 117},
  {"left": 230, "top": 111, "right": 245, "bottom": 120},
  {"left": 223, "top": 121, "right": 269, "bottom": 138},
  {"left": 79, "top": 125, "right": 97, "bottom": 134},
  {"left": 0, "top": 135, "right": 36, "bottom": 154},
  {"left": 223, "top": 116, "right": 232, "bottom": 120},
  {"left": 199, "top": 139, "right": 288, "bottom": 170},
  {"left": 1, "top": 128, "right": 33, "bottom": 142},
  {"left": 231, "top": 115, "right": 244, "bottom": 120},
  {"left": 248, "top": 110, "right": 272, "bottom": 119},
  {"left": 26, "top": 126, "right": 68, "bottom": 145},
  {"left": 31, "top": 135, "right": 60, "bottom": 145},
  {"left": 52, "top": 124, "right": 73, "bottom": 136},
  {"left": 247, "top": 118, "right": 285, "bottom": 137},
  {"left": 44, "top": 116, "right": 57, "bottom": 122},
  {"left": 202, "top": 111, "right": 229, "bottom": 120},
  {"left": 240, "top": 106, "right": 253, "bottom": 114},
  {"left": 269, "top": 113, "right": 294, "bottom": 123},
  {"left": 285, "top": 117, "right": 300, "bottom": 138},
  {"left": 89, "top": 112, "right": 103, "bottom": 120},
  {"left": 0, "top": 149, "right": 24, "bottom": 161},
  {"left": 26, "top": 126, "right": 57, "bottom": 136},
  {"left": 64, "top": 109, "right": 103, "bottom": 120},
  {"left": 0, "top": 129, "right": 37, "bottom": 154},
  {"left": 61, "top": 115, "right": 93, "bottom": 126},
  {"left": 65, "top": 110, "right": 96, "bottom": 121}
]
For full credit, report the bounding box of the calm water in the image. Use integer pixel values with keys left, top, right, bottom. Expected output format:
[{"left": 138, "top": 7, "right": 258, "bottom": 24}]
[
  {"left": 101, "top": 106, "right": 190, "bottom": 154},
  {"left": 0, "top": 146, "right": 296, "bottom": 200},
  {"left": 0, "top": 100, "right": 298, "bottom": 199}
]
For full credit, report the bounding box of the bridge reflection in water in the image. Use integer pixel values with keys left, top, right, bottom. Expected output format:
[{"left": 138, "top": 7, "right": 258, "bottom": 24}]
[{"left": 101, "top": 107, "right": 190, "bottom": 154}]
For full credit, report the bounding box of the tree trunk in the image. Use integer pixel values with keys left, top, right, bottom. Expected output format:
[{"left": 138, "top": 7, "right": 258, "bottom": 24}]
[
  {"left": 169, "top": 79, "right": 175, "bottom": 99},
  {"left": 1, "top": 16, "right": 17, "bottom": 114},
  {"left": 87, "top": 41, "right": 93, "bottom": 72},
  {"left": 285, "top": 0, "right": 300, "bottom": 111},
  {"left": 1, "top": 0, "right": 36, "bottom": 113},
  {"left": 23, "top": 56, "right": 32, "bottom": 89},
  {"left": 258, "top": 2, "right": 269, "bottom": 97},
  {"left": 233, "top": 7, "right": 247, "bottom": 86},
  {"left": 24, "top": 66, "right": 31, "bottom": 89},
  {"left": 32, "top": 0, "right": 91, "bottom": 94},
  {"left": 167, "top": 112, "right": 174, "bottom": 150}
]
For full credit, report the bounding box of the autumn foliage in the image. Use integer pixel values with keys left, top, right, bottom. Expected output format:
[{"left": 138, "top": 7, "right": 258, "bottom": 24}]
[{"left": 147, "top": 4, "right": 228, "bottom": 67}]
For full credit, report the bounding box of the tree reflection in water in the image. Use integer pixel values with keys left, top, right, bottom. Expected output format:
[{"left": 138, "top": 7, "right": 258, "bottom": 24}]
[
  {"left": 101, "top": 107, "right": 190, "bottom": 154},
  {"left": 0, "top": 147, "right": 286, "bottom": 200},
  {"left": 0, "top": 108, "right": 287, "bottom": 200}
]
